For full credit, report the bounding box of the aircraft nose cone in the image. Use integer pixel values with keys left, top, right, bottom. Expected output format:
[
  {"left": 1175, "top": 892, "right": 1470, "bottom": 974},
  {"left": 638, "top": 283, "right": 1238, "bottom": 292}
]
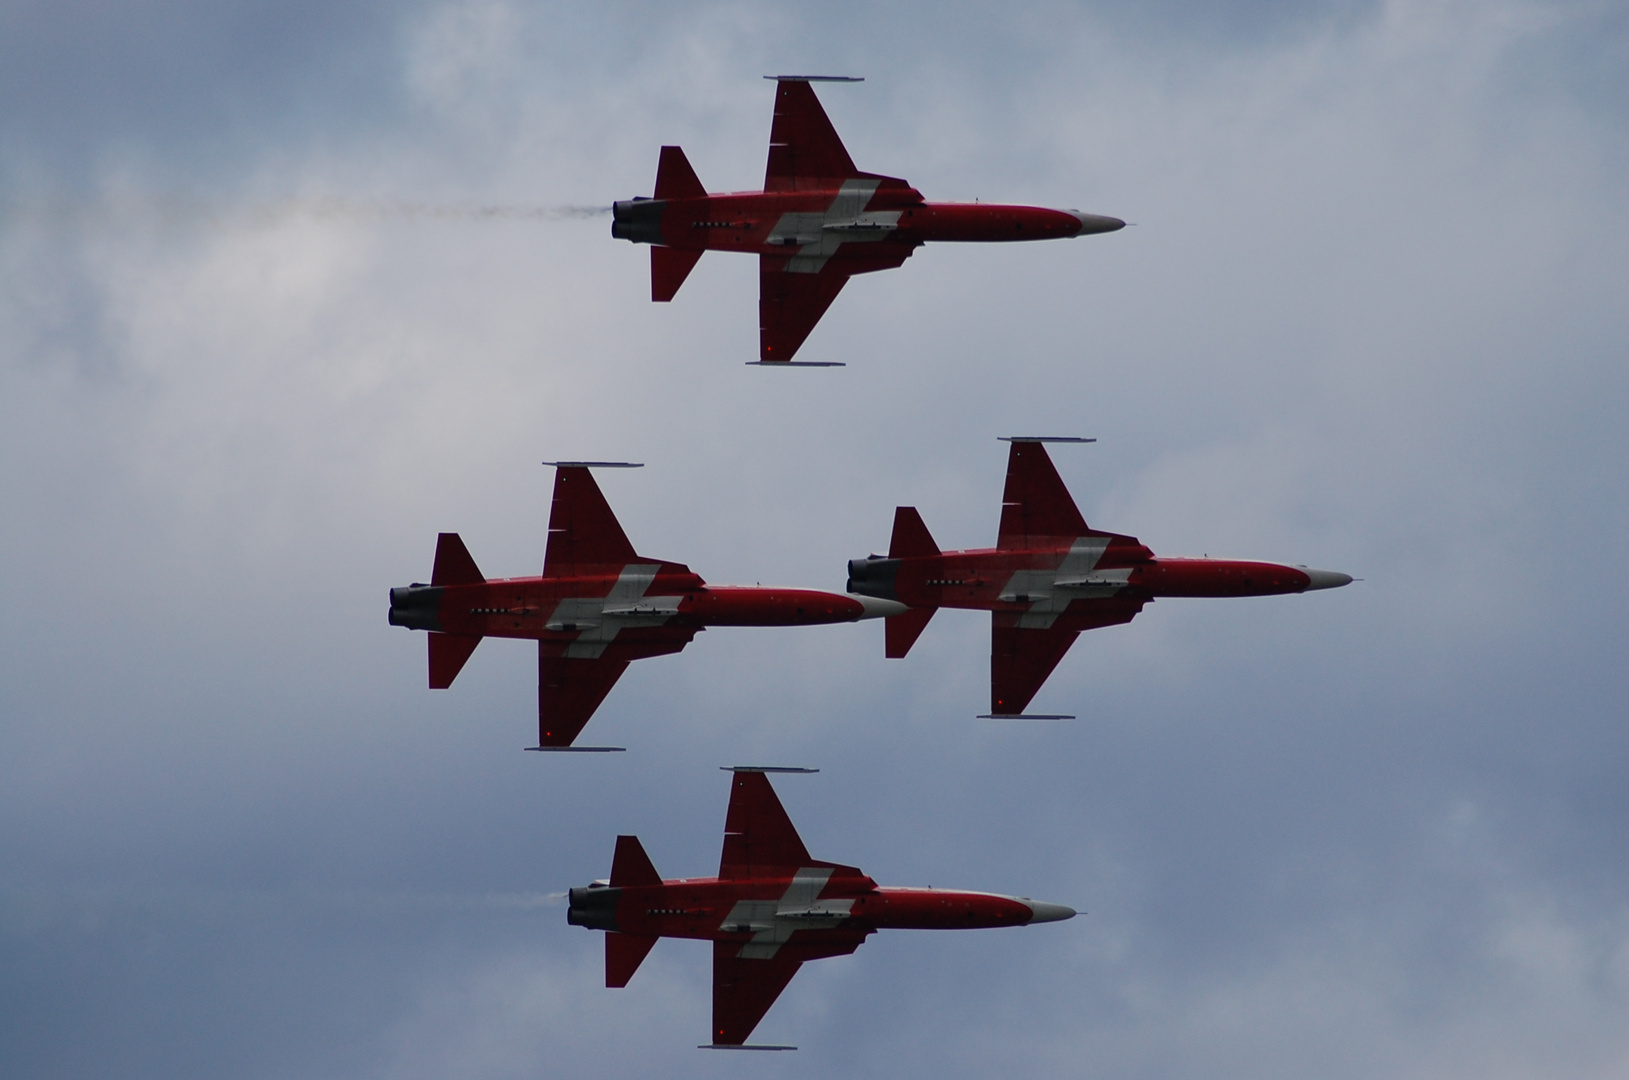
[
  {"left": 1024, "top": 901, "right": 1077, "bottom": 924},
  {"left": 1301, "top": 568, "right": 1354, "bottom": 591},
  {"left": 852, "top": 594, "right": 910, "bottom": 619},
  {"left": 1070, "top": 211, "right": 1126, "bottom": 235}
]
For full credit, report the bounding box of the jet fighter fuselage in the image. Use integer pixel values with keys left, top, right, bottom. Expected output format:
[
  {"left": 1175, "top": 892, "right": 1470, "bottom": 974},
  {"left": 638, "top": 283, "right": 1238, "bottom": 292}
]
[
  {"left": 851, "top": 542, "right": 1343, "bottom": 614},
  {"left": 615, "top": 181, "right": 1111, "bottom": 257},
  {"left": 614, "top": 77, "right": 1123, "bottom": 363},
  {"left": 572, "top": 875, "right": 1047, "bottom": 942},
  {"left": 568, "top": 768, "right": 1073, "bottom": 1048},
  {"left": 388, "top": 464, "right": 902, "bottom": 748},
  {"left": 848, "top": 440, "right": 1353, "bottom": 716},
  {"left": 393, "top": 574, "right": 885, "bottom": 641}
]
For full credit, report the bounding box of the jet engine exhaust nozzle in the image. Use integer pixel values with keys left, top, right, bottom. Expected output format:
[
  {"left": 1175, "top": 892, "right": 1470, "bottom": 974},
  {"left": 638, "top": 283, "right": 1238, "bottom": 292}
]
[
  {"left": 567, "top": 884, "right": 622, "bottom": 931},
  {"left": 388, "top": 584, "right": 444, "bottom": 632},
  {"left": 611, "top": 198, "right": 666, "bottom": 245},
  {"left": 846, "top": 556, "right": 900, "bottom": 601}
]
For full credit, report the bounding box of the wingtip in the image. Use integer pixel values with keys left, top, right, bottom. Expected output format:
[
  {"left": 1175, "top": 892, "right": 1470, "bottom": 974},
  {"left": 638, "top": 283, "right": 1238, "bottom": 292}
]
[{"left": 763, "top": 73, "right": 863, "bottom": 82}]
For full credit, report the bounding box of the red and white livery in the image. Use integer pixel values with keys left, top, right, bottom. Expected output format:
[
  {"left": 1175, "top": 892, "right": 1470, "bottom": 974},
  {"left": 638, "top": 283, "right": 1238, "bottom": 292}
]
[
  {"left": 388, "top": 464, "right": 904, "bottom": 749},
  {"left": 568, "top": 767, "right": 1075, "bottom": 1049},
  {"left": 847, "top": 439, "right": 1354, "bottom": 717},
  {"left": 613, "top": 76, "right": 1125, "bottom": 364}
]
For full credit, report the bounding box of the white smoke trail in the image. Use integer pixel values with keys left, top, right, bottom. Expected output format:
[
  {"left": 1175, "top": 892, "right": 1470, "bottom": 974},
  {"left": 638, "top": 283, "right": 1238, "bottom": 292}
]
[{"left": 0, "top": 196, "right": 611, "bottom": 230}]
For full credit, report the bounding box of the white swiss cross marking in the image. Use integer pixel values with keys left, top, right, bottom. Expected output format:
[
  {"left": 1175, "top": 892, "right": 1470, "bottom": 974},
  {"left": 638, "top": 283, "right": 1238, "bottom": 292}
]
[
  {"left": 718, "top": 867, "right": 856, "bottom": 959},
  {"left": 998, "top": 537, "right": 1132, "bottom": 629},
  {"left": 546, "top": 564, "right": 683, "bottom": 658},
  {"left": 766, "top": 180, "right": 903, "bottom": 273}
]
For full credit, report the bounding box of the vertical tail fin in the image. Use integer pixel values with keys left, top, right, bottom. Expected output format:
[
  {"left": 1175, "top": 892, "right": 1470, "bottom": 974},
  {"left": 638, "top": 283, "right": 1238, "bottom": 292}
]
[
  {"left": 431, "top": 533, "right": 484, "bottom": 586},
  {"left": 654, "top": 145, "right": 706, "bottom": 200}
]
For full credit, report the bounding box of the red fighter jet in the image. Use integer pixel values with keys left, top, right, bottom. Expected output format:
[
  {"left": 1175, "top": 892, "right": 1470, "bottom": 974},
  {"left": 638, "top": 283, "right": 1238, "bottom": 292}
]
[
  {"left": 847, "top": 438, "right": 1354, "bottom": 717},
  {"left": 568, "top": 767, "right": 1076, "bottom": 1049},
  {"left": 387, "top": 463, "right": 905, "bottom": 750},
  {"left": 612, "top": 76, "right": 1125, "bottom": 365}
]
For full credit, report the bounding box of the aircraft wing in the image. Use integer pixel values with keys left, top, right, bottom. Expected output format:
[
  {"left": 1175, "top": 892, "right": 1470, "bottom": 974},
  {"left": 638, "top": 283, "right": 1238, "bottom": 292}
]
[
  {"left": 758, "top": 257, "right": 851, "bottom": 362},
  {"left": 989, "top": 597, "right": 1146, "bottom": 715},
  {"left": 543, "top": 465, "right": 640, "bottom": 575},
  {"left": 536, "top": 630, "right": 698, "bottom": 746},
  {"left": 990, "top": 621, "right": 1081, "bottom": 716},
  {"left": 758, "top": 247, "right": 914, "bottom": 362},
  {"left": 711, "top": 936, "right": 867, "bottom": 1046},
  {"left": 712, "top": 942, "right": 803, "bottom": 1046},
  {"left": 719, "top": 769, "right": 815, "bottom": 878},
  {"left": 996, "top": 440, "right": 1091, "bottom": 549},
  {"left": 764, "top": 79, "right": 860, "bottom": 191},
  {"left": 538, "top": 653, "right": 631, "bottom": 747}
]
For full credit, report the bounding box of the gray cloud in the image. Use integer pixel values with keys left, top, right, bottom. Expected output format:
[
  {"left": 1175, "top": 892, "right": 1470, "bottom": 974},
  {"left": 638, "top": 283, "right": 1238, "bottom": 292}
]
[{"left": 1, "top": 1, "right": 1625, "bottom": 1077}]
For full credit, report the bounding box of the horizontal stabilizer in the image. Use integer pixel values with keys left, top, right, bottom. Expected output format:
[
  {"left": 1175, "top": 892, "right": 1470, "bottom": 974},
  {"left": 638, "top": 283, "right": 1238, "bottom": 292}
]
[
  {"left": 654, "top": 145, "right": 706, "bottom": 200},
  {"left": 606, "top": 931, "right": 658, "bottom": 988},
  {"left": 889, "top": 507, "right": 939, "bottom": 558},
  {"left": 431, "top": 532, "right": 484, "bottom": 587},
  {"left": 652, "top": 245, "right": 703, "bottom": 302},
  {"left": 885, "top": 607, "right": 935, "bottom": 659},
  {"left": 610, "top": 834, "right": 662, "bottom": 888},
  {"left": 428, "top": 632, "right": 481, "bottom": 689}
]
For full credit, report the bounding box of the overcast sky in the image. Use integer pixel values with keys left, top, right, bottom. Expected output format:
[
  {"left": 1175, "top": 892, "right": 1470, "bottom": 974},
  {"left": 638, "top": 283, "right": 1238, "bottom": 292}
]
[{"left": 2, "top": 1, "right": 1625, "bottom": 1077}]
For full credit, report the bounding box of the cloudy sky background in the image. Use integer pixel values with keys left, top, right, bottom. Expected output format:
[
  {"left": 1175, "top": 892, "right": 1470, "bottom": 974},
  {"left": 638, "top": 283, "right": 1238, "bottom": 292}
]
[{"left": 2, "top": 0, "right": 1625, "bottom": 1076}]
